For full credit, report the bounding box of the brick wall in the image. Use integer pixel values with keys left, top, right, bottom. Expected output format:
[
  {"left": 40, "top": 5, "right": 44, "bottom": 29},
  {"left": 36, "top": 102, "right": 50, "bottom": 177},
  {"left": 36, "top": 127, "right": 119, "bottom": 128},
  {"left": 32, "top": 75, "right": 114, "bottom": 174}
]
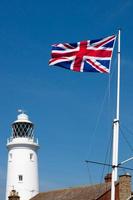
[
  {"left": 97, "top": 183, "right": 119, "bottom": 200},
  {"left": 97, "top": 173, "right": 131, "bottom": 200},
  {"left": 119, "top": 174, "right": 131, "bottom": 200}
]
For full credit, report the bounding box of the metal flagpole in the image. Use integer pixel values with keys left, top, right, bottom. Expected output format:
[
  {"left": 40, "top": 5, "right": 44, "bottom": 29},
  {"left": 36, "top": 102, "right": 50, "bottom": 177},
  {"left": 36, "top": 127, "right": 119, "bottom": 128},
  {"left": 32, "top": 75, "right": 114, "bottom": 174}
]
[{"left": 111, "top": 29, "right": 121, "bottom": 200}]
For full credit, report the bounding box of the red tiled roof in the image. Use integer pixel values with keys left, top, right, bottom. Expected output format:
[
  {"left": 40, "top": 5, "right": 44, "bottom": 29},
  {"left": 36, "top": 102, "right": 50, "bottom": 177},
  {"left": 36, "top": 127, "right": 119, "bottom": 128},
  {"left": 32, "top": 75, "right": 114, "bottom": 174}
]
[{"left": 30, "top": 183, "right": 111, "bottom": 200}]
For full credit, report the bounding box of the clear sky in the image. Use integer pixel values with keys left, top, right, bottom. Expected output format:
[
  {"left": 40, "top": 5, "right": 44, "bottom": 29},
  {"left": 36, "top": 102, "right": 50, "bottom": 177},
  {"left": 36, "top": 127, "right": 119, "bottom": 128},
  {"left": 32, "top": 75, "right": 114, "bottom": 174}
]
[{"left": 0, "top": 0, "right": 133, "bottom": 199}]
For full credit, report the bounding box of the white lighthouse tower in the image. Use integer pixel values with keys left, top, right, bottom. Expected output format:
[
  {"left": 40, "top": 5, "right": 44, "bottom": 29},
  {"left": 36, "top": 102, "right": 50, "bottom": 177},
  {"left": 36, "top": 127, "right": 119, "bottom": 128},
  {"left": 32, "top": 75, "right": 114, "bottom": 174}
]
[{"left": 6, "top": 111, "right": 39, "bottom": 200}]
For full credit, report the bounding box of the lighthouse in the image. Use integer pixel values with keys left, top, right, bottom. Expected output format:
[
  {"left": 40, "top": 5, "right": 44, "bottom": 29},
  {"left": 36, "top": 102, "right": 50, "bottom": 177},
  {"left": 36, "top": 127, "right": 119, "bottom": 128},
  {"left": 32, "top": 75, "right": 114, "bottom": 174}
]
[{"left": 6, "top": 111, "right": 39, "bottom": 200}]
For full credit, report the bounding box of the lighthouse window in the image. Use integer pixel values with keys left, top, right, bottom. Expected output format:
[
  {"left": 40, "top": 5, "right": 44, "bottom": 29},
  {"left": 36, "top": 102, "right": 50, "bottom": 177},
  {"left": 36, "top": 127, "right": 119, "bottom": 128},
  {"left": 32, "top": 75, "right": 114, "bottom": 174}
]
[
  {"left": 9, "top": 153, "right": 12, "bottom": 161},
  {"left": 30, "top": 153, "right": 34, "bottom": 161},
  {"left": 18, "top": 175, "right": 23, "bottom": 181}
]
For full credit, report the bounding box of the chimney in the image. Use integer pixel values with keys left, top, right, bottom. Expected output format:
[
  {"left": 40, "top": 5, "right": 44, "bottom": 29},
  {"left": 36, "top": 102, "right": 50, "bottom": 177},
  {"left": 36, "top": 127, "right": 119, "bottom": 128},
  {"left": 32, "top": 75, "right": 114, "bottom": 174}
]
[
  {"left": 104, "top": 173, "right": 112, "bottom": 183},
  {"left": 8, "top": 190, "right": 20, "bottom": 200},
  {"left": 119, "top": 173, "right": 132, "bottom": 200}
]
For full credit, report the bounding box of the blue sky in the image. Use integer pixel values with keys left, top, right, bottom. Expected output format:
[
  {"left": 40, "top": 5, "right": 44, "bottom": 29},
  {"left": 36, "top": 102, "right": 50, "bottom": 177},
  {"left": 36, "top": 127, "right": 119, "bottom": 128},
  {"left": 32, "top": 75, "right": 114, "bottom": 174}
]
[{"left": 0, "top": 0, "right": 133, "bottom": 199}]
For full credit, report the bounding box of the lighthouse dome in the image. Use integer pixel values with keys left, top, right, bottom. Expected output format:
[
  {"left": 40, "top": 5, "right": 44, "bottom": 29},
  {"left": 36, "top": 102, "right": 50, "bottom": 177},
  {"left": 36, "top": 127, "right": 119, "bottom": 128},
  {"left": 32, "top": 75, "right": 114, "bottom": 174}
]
[
  {"left": 12, "top": 111, "right": 34, "bottom": 138},
  {"left": 17, "top": 113, "right": 29, "bottom": 122}
]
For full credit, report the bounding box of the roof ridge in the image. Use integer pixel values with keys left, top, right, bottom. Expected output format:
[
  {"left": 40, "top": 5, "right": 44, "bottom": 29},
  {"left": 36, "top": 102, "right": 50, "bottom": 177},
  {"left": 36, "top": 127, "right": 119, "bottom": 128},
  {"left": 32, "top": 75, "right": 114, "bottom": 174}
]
[{"left": 39, "top": 182, "right": 110, "bottom": 194}]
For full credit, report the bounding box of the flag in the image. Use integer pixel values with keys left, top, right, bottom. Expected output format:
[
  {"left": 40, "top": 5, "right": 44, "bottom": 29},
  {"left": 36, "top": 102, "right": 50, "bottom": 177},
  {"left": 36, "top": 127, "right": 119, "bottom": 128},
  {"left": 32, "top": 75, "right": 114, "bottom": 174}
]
[{"left": 49, "top": 35, "right": 116, "bottom": 73}]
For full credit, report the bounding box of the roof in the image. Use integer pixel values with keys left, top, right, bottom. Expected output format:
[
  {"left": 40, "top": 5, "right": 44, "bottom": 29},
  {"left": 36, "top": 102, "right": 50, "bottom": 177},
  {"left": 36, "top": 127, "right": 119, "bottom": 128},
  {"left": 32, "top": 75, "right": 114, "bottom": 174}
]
[{"left": 30, "top": 183, "right": 111, "bottom": 200}]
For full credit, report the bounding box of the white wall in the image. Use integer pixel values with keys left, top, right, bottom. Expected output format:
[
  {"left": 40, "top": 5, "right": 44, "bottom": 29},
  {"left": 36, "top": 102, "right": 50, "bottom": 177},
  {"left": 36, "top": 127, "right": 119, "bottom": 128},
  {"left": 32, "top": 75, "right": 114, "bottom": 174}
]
[{"left": 6, "top": 138, "right": 39, "bottom": 200}]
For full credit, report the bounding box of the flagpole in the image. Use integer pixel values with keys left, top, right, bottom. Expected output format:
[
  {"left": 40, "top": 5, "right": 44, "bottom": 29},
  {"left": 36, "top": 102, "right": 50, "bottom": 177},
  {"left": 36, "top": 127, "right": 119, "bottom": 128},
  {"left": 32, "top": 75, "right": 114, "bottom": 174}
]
[{"left": 111, "top": 29, "right": 121, "bottom": 200}]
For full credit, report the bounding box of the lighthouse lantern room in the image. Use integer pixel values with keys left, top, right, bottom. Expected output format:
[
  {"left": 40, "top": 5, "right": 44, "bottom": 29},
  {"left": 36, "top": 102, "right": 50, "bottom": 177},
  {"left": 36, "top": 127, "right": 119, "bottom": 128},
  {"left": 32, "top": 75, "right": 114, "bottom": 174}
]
[{"left": 6, "top": 111, "right": 39, "bottom": 200}]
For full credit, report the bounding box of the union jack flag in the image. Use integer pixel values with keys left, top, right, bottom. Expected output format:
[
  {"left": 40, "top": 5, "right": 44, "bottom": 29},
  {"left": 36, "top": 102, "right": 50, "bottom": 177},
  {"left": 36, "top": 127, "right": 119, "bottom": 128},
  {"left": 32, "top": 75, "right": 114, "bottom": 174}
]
[{"left": 49, "top": 35, "right": 116, "bottom": 73}]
